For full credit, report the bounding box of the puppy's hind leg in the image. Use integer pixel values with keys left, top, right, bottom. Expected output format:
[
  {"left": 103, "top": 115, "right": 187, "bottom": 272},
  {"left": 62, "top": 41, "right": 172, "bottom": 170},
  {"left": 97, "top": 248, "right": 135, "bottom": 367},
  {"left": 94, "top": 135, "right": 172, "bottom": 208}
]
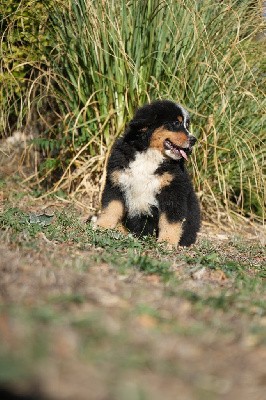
[{"left": 179, "top": 190, "right": 201, "bottom": 246}]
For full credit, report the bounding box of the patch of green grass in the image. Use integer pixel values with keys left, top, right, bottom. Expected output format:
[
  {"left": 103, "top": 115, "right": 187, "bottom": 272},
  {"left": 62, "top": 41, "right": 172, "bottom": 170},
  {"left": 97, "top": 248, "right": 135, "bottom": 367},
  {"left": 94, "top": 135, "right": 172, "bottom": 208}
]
[
  {"left": 0, "top": 207, "right": 85, "bottom": 243},
  {"left": 0, "top": 355, "right": 30, "bottom": 383},
  {"left": 30, "top": 188, "right": 46, "bottom": 198},
  {"left": 128, "top": 254, "right": 172, "bottom": 279},
  {"left": 72, "top": 314, "right": 109, "bottom": 346},
  {"left": 49, "top": 293, "right": 86, "bottom": 306},
  {"left": 134, "top": 304, "right": 161, "bottom": 319},
  {"left": 0, "top": 305, "right": 57, "bottom": 384},
  {"left": 0, "top": 206, "right": 172, "bottom": 279},
  {"left": 0, "top": 178, "right": 6, "bottom": 189},
  {"left": 179, "top": 280, "right": 265, "bottom": 315},
  {"left": 89, "top": 229, "right": 143, "bottom": 250},
  {"left": 0, "top": 207, "right": 43, "bottom": 237},
  {"left": 29, "top": 306, "right": 60, "bottom": 324},
  {"left": 250, "top": 324, "right": 266, "bottom": 345},
  {"left": 166, "top": 237, "right": 266, "bottom": 316},
  {"left": 183, "top": 240, "right": 265, "bottom": 279},
  {"left": 184, "top": 251, "right": 220, "bottom": 267},
  {"left": 91, "top": 250, "right": 173, "bottom": 279},
  {"left": 1, "top": 206, "right": 265, "bottom": 287}
]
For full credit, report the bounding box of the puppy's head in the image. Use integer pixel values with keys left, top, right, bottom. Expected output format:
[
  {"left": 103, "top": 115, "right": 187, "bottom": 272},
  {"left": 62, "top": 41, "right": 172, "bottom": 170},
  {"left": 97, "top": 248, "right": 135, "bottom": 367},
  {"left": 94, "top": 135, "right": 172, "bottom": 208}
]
[{"left": 129, "top": 100, "right": 197, "bottom": 161}]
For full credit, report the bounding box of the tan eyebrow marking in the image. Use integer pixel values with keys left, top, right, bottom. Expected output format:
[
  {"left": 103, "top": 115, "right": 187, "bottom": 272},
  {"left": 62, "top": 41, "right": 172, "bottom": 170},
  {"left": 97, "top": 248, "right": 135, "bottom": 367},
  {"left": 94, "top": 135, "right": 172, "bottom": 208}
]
[{"left": 177, "top": 116, "right": 183, "bottom": 123}]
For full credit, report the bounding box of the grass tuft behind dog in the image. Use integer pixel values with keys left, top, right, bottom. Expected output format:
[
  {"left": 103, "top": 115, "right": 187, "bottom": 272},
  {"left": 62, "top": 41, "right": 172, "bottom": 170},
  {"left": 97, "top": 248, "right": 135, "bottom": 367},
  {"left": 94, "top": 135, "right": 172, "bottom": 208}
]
[{"left": 0, "top": 0, "right": 265, "bottom": 221}]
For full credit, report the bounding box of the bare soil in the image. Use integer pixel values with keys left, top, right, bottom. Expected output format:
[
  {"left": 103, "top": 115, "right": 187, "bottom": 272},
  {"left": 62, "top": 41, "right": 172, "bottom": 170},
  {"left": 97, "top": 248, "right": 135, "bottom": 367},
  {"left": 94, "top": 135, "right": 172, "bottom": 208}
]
[{"left": 0, "top": 158, "right": 265, "bottom": 400}]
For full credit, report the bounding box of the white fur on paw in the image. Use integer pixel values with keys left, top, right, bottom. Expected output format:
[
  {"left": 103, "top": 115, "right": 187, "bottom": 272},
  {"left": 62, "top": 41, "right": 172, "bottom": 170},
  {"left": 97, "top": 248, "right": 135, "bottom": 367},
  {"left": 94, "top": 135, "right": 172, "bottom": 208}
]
[
  {"left": 165, "top": 243, "right": 176, "bottom": 250},
  {"left": 90, "top": 215, "right": 98, "bottom": 229}
]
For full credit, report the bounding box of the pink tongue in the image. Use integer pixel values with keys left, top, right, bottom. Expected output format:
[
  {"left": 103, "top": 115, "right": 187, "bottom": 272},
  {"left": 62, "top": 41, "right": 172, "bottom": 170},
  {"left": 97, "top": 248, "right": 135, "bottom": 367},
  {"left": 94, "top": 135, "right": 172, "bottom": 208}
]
[{"left": 179, "top": 149, "right": 188, "bottom": 160}]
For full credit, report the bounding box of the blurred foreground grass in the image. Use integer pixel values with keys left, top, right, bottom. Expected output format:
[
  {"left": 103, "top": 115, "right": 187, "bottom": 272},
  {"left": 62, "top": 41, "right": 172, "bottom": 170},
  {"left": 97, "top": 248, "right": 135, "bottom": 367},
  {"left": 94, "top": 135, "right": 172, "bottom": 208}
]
[{"left": 0, "top": 192, "right": 265, "bottom": 399}]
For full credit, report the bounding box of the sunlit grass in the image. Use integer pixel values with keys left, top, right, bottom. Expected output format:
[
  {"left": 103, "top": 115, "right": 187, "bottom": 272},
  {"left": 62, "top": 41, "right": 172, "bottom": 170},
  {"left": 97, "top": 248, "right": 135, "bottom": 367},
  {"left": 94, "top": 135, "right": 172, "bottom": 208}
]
[
  {"left": 0, "top": 0, "right": 265, "bottom": 220},
  {"left": 45, "top": 0, "right": 266, "bottom": 220}
]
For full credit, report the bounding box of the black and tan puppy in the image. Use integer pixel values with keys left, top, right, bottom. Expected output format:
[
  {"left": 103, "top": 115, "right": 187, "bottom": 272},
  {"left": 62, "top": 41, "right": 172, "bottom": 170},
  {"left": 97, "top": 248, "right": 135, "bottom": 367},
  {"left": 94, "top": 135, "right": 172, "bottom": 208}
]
[{"left": 95, "top": 100, "right": 201, "bottom": 247}]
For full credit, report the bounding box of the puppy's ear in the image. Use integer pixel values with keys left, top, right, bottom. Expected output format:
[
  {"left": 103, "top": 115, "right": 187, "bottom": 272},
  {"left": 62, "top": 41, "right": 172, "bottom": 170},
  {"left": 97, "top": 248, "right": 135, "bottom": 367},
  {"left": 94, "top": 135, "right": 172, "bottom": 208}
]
[
  {"left": 129, "top": 119, "right": 149, "bottom": 131},
  {"left": 124, "top": 120, "right": 150, "bottom": 150}
]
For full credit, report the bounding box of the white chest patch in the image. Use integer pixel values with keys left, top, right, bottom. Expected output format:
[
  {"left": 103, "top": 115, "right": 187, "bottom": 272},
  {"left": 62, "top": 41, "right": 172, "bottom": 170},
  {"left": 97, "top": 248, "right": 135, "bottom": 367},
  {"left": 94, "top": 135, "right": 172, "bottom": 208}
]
[{"left": 117, "top": 148, "right": 164, "bottom": 217}]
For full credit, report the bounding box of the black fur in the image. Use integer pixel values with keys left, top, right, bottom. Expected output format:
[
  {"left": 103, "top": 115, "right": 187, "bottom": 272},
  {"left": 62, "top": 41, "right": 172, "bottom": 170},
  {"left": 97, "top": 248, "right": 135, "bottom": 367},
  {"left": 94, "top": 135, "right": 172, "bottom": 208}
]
[{"left": 99, "top": 100, "right": 201, "bottom": 246}]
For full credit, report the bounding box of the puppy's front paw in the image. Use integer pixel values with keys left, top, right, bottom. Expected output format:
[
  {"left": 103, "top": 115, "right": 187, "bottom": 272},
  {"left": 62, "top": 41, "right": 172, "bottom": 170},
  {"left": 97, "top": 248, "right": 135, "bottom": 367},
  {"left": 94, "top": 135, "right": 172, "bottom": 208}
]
[
  {"left": 90, "top": 215, "right": 98, "bottom": 229},
  {"left": 165, "top": 242, "right": 176, "bottom": 250},
  {"left": 157, "top": 238, "right": 177, "bottom": 250}
]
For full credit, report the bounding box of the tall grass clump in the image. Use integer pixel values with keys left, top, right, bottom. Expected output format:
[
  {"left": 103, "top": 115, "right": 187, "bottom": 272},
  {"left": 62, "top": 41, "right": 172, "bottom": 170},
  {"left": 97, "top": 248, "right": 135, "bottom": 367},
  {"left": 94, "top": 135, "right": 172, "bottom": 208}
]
[
  {"left": 0, "top": 1, "right": 51, "bottom": 136},
  {"left": 1, "top": 0, "right": 265, "bottom": 221}
]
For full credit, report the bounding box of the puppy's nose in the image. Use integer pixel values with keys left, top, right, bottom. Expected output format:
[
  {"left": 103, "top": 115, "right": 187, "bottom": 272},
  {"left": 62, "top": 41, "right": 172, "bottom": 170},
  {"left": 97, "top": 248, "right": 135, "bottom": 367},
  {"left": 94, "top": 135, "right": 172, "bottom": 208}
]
[{"left": 189, "top": 135, "right": 197, "bottom": 146}]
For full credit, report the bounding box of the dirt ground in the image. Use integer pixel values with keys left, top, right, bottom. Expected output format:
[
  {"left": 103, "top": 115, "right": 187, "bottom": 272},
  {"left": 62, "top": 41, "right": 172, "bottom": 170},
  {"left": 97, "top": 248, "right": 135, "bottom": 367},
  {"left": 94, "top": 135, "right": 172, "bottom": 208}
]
[{"left": 0, "top": 153, "right": 265, "bottom": 400}]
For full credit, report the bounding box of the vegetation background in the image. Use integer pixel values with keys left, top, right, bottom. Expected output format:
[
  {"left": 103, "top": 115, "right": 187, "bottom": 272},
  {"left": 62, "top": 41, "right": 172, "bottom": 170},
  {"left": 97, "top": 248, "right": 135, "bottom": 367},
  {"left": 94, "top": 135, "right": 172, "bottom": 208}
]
[
  {"left": 0, "top": 1, "right": 266, "bottom": 399},
  {"left": 0, "top": 0, "right": 265, "bottom": 221}
]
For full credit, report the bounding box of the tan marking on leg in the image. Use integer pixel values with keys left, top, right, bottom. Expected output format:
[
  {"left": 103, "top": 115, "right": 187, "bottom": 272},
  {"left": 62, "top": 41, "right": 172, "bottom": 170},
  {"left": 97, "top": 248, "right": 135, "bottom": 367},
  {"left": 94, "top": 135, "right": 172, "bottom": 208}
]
[
  {"left": 150, "top": 127, "right": 189, "bottom": 152},
  {"left": 158, "top": 212, "right": 183, "bottom": 246},
  {"left": 96, "top": 200, "right": 124, "bottom": 229},
  {"left": 159, "top": 172, "right": 174, "bottom": 189}
]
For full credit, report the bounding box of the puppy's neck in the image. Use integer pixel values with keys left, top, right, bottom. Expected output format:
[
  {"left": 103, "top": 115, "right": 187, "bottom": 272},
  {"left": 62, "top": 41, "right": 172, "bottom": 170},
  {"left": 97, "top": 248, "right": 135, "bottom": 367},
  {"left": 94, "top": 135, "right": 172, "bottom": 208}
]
[{"left": 140, "top": 147, "right": 164, "bottom": 163}]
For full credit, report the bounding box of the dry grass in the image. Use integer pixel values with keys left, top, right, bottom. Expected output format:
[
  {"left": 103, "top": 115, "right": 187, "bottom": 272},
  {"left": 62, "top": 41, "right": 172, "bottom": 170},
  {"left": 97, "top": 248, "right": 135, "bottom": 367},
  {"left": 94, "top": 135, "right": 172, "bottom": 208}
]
[{"left": 0, "top": 0, "right": 265, "bottom": 222}]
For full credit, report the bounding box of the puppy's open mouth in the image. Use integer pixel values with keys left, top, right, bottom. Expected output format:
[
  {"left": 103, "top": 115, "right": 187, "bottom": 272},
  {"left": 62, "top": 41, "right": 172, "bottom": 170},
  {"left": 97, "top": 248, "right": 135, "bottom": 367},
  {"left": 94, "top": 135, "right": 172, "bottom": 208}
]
[{"left": 164, "top": 139, "right": 188, "bottom": 160}]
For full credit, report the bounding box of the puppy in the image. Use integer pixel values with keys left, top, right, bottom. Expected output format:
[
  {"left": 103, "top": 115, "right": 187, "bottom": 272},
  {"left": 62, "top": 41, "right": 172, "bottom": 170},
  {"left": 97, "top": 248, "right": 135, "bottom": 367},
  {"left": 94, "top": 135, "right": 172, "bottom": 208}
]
[{"left": 95, "top": 100, "right": 201, "bottom": 247}]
